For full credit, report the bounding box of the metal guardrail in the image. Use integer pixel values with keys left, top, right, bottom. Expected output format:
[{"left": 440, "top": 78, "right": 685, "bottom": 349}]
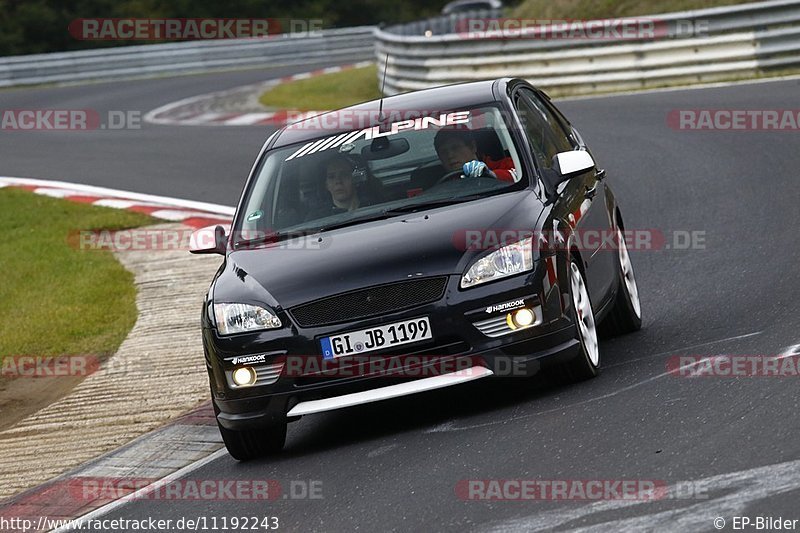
[
  {"left": 375, "top": 0, "right": 800, "bottom": 95},
  {"left": 0, "top": 27, "right": 376, "bottom": 87},
  {"left": 385, "top": 8, "right": 504, "bottom": 36}
]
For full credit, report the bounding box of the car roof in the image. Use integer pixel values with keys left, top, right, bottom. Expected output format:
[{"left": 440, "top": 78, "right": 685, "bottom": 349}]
[
  {"left": 271, "top": 79, "right": 505, "bottom": 149},
  {"left": 442, "top": 0, "right": 503, "bottom": 15}
]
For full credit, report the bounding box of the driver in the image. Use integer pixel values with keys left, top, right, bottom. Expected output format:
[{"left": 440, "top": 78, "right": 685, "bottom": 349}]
[{"left": 433, "top": 125, "right": 517, "bottom": 182}]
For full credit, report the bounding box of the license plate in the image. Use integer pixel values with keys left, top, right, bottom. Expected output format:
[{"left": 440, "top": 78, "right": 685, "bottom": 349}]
[{"left": 320, "top": 317, "right": 433, "bottom": 359}]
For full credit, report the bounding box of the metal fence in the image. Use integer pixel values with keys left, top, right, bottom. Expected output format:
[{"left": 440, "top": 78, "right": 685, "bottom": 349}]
[
  {"left": 375, "top": 0, "right": 800, "bottom": 95},
  {"left": 0, "top": 27, "right": 376, "bottom": 87},
  {"left": 4, "top": 2, "right": 799, "bottom": 94}
]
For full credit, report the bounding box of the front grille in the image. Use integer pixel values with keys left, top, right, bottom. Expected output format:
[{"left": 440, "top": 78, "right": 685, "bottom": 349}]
[{"left": 289, "top": 277, "right": 448, "bottom": 328}]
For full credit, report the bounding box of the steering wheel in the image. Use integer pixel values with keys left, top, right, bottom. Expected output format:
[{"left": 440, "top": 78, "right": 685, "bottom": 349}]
[{"left": 434, "top": 169, "right": 465, "bottom": 186}]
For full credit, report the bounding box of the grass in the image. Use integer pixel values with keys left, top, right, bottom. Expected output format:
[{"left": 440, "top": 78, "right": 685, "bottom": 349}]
[
  {"left": 0, "top": 187, "right": 155, "bottom": 359},
  {"left": 511, "top": 0, "right": 757, "bottom": 19},
  {"left": 259, "top": 64, "right": 381, "bottom": 111}
]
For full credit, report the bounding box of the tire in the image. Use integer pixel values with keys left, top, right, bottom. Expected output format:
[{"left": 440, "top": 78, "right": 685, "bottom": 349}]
[
  {"left": 600, "top": 227, "right": 642, "bottom": 337},
  {"left": 551, "top": 259, "right": 602, "bottom": 383},
  {"left": 213, "top": 401, "right": 287, "bottom": 461}
]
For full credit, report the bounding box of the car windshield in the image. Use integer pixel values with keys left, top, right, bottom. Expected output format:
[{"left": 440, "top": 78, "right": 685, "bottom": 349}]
[{"left": 233, "top": 104, "right": 525, "bottom": 246}]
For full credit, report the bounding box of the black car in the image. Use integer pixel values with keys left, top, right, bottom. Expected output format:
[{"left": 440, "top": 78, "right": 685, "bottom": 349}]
[
  {"left": 190, "top": 78, "right": 642, "bottom": 460},
  {"left": 441, "top": 0, "right": 503, "bottom": 15}
]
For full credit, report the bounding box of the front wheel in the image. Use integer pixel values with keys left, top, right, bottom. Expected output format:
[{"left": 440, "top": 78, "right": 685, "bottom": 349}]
[
  {"left": 600, "top": 227, "right": 642, "bottom": 337},
  {"left": 214, "top": 401, "right": 287, "bottom": 461},
  {"left": 551, "top": 259, "right": 601, "bottom": 383}
]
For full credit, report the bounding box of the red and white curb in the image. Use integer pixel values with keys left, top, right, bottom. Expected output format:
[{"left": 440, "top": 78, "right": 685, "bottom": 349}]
[
  {"left": 0, "top": 177, "right": 233, "bottom": 229},
  {"left": 0, "top": 402, "right": 222, "bottom": 533},
  {"left": 144, "top": 61, "right": 372, "bottom": 127},
  {"left": 0, "top": 179, "right": 233, "bottom": 530}
]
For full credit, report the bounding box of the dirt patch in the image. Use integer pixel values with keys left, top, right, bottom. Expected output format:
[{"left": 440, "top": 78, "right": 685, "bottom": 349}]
[{"left": 0, "top": 374, "right": 86, "bottom": 432}]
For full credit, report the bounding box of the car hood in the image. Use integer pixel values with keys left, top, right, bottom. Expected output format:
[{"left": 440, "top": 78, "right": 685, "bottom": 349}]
[{"left": 213, "top": 191, "right": 544, "bottom": 310}]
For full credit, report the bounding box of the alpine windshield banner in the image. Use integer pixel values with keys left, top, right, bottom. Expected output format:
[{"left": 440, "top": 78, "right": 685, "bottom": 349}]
[{"left": 284, "top": 111, "right": 471, "bottom": 161}]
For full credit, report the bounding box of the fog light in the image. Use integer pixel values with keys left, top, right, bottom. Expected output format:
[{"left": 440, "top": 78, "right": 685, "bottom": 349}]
[
  {"left": 507, "top": 307, "right": 536, "bottom": 330},
  {"left": 232, "top": 366, "right": 257, "bottom": 387},
  {"left": 514, "top": 308, "right": 535, "bottom": 327}
]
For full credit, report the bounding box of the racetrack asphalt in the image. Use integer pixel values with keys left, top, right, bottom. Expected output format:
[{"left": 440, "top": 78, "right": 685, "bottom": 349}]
[{"left": 2, "top": 67, "right": 799, "bottom": 531}]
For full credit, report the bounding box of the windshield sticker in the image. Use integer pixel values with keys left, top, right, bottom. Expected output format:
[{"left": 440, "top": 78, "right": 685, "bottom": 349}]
[
  {"left": 285, "top": 111, "right": 471, "bottom": 161},
  {"left": 246, "top": 210, "right": 263, "bottom": 221}
]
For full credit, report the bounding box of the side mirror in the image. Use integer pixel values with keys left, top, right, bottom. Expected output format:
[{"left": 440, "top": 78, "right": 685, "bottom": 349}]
[
  {"left": 189, "top": 225, "right": 227, "bottom": 255},
  {"left": 552, "top": 150, "right": 595, "bottom": 179}
]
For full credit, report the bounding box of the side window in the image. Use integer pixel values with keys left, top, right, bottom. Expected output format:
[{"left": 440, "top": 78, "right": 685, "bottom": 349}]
[
  {"left": 514, "top": 89, "right": 573, "bottom": 170},
  {"left": 539, "top": 93, "right": 582, "bottom": 148}
]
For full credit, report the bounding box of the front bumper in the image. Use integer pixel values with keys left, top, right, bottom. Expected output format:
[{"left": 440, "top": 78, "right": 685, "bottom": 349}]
[{"left": 204, "top": 271, "right": 580, "bottom": 430}]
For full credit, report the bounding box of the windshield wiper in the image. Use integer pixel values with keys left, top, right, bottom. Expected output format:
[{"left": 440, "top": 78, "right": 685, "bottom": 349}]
[
  {"left": 233, "top": 230, "right": 316, "bottom": 249},
  {"left": 316, "top": 199, "right": 478, "bottom": 231},
  {"left": 234, "top": 213, "right": 398, "bottom": 248},
  {"left": 382, "top": 195, "right": 483, "bottom": 215},
  {"left": 315, "top": 212, "right": 399, "bottom": 233}
]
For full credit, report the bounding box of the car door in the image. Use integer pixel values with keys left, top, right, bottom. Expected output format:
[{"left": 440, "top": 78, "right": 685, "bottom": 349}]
[{"left": 514, "top": 88, "right": 615, "bottom": 309}]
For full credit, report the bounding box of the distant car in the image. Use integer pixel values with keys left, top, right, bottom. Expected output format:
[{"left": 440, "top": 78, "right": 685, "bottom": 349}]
[
  {"left": 191, "top": 78, "right": 642, "bottom": 460},
  {"left": 441, "top": 0, "right": 503, "bottom": 15}
]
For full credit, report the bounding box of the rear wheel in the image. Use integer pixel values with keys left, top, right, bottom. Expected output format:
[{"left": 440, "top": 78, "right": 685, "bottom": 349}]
[
  {"left": 600, "top": 227, "right": 642, "bottom": 336},
  {"left": 214, "top": 401, "right": 287, "bottom": 461},
  {"left": 551, "top": 259, "right": 601, "bottom": 383}
]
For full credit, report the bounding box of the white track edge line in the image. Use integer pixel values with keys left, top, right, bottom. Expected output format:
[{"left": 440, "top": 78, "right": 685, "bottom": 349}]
[
  {"left": 49, "top": 447, "right": 228, "bottom": 533},
  {"left": 144, "top": 61, "right": 374, "bottom": 126},
  {"left": 0, "top": 177, "right": 235, "bottom": 216}
]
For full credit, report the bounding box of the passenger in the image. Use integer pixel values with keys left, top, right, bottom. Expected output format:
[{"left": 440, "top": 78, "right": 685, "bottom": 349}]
[
  {"left": 309, "top": 154, "right": 385, "bottom": 219},
  {"left": 324, "top": 156, "right": 361, "bottom": 212}
]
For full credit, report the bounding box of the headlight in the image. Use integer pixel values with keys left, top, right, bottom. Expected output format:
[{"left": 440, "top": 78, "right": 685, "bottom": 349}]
[
  {"left": 213, "top": 303, "right": 282, "bottom": 335},
  {"left": 461, "top": 237, "right": 534, "bottom": 289}
]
